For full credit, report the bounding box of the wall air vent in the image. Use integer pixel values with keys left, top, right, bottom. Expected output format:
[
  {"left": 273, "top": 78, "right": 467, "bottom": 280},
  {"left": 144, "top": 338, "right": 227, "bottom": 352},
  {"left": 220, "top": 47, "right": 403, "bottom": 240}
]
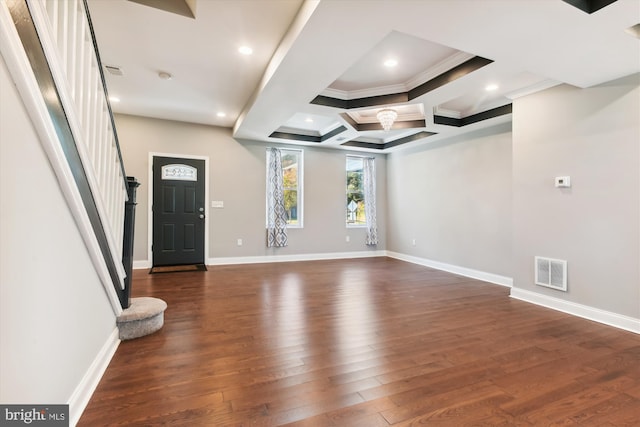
[
  {"left": 535, "top": 257, "right": 567, "bottom": 291},
  {"left": 104, "top": 65, "right": 124, "bottom": 76}
]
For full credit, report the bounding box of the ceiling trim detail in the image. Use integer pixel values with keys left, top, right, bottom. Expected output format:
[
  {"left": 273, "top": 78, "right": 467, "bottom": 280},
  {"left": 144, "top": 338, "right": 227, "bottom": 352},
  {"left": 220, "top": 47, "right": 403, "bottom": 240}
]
[
  {"left": 341, "top": 131, "right": 436, "bottom": 150},
  {"left": 127, "top": 0, "right": 196, "bottom": 18},
  {"left": 340, "top": 113, "right": 426, "bottom": 132},
  {"left": 561, "top": 0, "right": 618, "bottom": 14},
  {"left": 434, "top": 104, "right": 512, "bottom": 127},
  {"left": 310, "top": 56, "right": 493, "bottom": 110},
  {"left": 269, "top": 125, "right": 348, "bottom": 143}
]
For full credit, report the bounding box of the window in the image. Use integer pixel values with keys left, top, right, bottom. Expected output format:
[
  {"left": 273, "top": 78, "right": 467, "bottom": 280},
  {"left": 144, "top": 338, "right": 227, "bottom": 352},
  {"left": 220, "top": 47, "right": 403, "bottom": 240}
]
[
  {"left": 346, "top": 156, "right": 365, "bottom": 226},
  {"left": 267, "top": 148, "right": 303, "bottom": 227},
  {"left": 282, "top": 149, "right": 302, "bottom": 227}
]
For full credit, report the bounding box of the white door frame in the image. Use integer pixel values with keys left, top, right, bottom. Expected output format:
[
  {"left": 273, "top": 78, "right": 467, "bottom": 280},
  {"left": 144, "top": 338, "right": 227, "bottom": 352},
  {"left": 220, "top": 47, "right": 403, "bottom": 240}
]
[{"left": 147, "top": 152, "right": 210, "bottom": 266}]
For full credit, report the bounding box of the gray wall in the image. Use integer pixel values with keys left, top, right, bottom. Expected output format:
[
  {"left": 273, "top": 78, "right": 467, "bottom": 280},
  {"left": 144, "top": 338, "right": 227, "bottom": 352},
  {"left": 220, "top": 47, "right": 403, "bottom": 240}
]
[
  {"left": 114, "top": 114, "right": 386, "bottom": 263},
  {"left": 0, "top": 55, "right": 116, "bottom": 406},
  {"left": 116, "top": 73, "right": 639, "bottom": 322},
  {"left": 386, "top": 124, "right": 513, "bottom": 277},
  {"left": 512, "top": 74, "right": 640, "bottom": 318}
]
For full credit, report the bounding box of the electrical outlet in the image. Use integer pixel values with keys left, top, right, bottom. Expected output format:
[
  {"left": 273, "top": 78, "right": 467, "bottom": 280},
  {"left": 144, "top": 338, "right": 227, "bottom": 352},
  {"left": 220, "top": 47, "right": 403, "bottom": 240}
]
[
  {"left": 237, "top": 239, "right": 242, "bottom": 246},
  {"left": 412, "top": 238, "right": 416, "bottom": 246},
  {"left": 346, "top": 235, "right": 350, "bottom": 243}
]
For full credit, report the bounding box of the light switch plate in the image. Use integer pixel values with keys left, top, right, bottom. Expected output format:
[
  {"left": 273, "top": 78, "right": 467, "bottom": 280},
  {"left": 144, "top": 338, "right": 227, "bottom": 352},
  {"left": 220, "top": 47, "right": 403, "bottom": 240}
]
[{"left": 211, "top": 200, "right": 224, "bottom": 208}]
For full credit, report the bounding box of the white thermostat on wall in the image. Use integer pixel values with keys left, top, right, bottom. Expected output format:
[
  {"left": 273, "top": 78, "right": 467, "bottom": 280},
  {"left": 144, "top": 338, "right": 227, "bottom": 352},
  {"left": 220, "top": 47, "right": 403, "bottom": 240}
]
[{"left": 555, "top": 176, "right": 571, "bottom": 188}]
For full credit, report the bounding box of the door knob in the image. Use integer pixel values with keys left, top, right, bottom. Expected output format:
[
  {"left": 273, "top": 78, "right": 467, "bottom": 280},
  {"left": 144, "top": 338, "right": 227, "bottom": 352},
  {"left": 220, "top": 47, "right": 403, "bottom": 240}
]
[
  {"left": 199, "top": 207, "right": 204, "bottom": 212},
  {"left": 199, "top": 214, "right": 205, "bottom": 219}
]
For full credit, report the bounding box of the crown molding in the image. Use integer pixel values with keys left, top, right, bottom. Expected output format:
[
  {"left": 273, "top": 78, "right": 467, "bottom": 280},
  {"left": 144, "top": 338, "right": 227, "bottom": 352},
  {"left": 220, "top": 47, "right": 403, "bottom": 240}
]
[
  {"left": 433, "top": 106, "right": 462, "bottom": 119},
  {"left": 505, "top": 79, "right": 561, "bottom": 100},
  {"left": 405, "top": 51, "right": 476, "bottom": 90},
  {"left": 321, "top": 83, "right": 409, "bottom": 101}
]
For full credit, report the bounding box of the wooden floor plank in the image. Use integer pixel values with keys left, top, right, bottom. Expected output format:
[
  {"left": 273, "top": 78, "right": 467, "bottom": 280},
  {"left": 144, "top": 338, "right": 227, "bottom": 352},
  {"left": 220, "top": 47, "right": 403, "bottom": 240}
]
[{"left": 78, "top": 258, "right": 640, "bottom": 426}]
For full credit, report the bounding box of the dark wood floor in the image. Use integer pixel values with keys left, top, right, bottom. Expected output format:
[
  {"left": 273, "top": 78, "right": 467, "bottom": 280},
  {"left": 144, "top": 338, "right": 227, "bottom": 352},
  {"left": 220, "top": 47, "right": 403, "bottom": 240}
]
[{"left": 79, "top": 257, "right": 640, "bottom": 426}]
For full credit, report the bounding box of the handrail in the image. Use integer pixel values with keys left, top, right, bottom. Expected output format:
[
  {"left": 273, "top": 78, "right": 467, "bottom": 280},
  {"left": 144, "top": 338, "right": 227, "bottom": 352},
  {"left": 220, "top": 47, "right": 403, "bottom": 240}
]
[
  {"left": 82, "top": 0, "right": 127, "bottom": 191},
  {"left": 28, "top": 0, "right": 129, "bottom": 278}
]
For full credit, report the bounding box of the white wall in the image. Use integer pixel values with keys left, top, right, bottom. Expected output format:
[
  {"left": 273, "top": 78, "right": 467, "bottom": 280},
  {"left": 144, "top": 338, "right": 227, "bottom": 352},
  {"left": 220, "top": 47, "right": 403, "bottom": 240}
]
[
  {"left": 113, "top": 114, "right": 387, "bottom": 264},
  {"left": 512, "top": 74, "right": 640, "bottom": 319},
  {"left": 386, "top": 124, "right": 513, "bottom": 279},
  {"left": 0, "top": 54, "right": 117, "bottom": 408}
]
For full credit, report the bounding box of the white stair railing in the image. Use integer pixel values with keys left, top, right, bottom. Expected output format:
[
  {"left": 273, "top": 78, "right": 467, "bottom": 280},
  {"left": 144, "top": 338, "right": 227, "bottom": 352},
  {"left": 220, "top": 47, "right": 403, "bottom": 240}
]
[{"left": 27, "top": 0, "right": 128, "bottom": 288}]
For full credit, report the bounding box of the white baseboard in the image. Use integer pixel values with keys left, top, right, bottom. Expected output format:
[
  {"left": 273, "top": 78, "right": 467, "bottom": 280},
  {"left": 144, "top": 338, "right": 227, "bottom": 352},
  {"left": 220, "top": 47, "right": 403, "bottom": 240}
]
[
  {"left": 134, "top": 251, "right": 386, "bottom": 269},
  {"left": 68, "top": 327, "right": 120, "bottom": 426},
  {"left": 386, "top": 251, "right": 513, "bottom": 287},
  {"left": 207, "top": 250, "right": 387, "bottom": 266},
  {"left": 133, "top": 260, "right": 151, "bottom": 270},
  {"left": 510, "top": 288, "right": 640, "bottom": 334}
]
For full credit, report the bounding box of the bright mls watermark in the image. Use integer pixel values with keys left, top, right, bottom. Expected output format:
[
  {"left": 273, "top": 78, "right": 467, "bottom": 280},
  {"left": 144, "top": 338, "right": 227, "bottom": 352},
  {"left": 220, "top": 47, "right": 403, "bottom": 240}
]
[{"left": 1, "top": 405, "right": 68, "bottom": 426}]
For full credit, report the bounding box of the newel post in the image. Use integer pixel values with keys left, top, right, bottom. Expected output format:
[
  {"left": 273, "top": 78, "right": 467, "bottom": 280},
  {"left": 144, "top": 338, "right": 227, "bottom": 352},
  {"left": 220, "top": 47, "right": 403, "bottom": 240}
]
[{"left": 122, "top": 176, "right": 140, "bottom": 309}]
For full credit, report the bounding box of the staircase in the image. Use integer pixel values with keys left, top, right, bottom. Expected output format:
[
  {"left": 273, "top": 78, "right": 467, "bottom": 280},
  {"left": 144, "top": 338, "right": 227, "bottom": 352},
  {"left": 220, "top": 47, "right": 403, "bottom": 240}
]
[{"left": 1, "top": 0, "right": 165, "bottom": 335}]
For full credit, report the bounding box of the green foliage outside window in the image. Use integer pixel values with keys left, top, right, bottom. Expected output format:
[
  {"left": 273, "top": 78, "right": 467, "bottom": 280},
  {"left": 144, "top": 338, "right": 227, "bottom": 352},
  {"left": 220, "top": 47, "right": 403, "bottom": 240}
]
[
  {"left": 282, "top": 152, "right": 299, "bottom": 225},
  {"left": 346, "top": 157, "right": 365, "bottom": 225}
]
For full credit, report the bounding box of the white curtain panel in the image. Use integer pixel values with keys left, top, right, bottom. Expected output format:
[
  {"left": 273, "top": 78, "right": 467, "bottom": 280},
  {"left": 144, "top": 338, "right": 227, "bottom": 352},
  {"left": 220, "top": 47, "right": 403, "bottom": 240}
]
[
  {"left": 266, "top": 148, "right": 288, "bottom": 247},
  {"left": 363, "top": 157, "right": 378, "bottom": 246}
]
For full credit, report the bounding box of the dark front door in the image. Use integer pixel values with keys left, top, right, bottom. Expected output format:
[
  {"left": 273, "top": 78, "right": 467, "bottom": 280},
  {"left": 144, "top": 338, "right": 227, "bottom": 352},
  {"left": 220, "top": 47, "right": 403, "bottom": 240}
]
[{"left": 152, "top": 156, "right": 205, "bottom": 266}]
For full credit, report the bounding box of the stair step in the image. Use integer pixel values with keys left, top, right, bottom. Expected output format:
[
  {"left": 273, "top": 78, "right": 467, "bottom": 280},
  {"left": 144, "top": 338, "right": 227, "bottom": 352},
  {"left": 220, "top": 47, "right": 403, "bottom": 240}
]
[{"left": 116, "top": 297, "right": 167, "bottom": 340}]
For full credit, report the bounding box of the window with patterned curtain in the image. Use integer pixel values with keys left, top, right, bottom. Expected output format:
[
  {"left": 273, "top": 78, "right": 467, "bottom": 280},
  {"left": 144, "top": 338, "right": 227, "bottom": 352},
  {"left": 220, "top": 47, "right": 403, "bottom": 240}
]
[
  {"left": 266, "top": 148, "right": 288, "bottom": 247},
  {"left": 346, "top": 156, "right": 377, "bottom": 245},
  {"left": 280, "top": 149, "right": 303, "bottom": 227},
  {"left": 346, "top": 156, "right": 366, "bottom": 226},
  {"left": 363, "top": 157, "right": 378, "bottom": 245}
]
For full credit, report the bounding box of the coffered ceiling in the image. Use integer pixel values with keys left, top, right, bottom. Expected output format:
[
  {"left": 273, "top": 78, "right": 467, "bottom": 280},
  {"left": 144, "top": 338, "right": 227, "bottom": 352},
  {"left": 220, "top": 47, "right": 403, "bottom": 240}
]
[{"left": 87, "top": 0, "right": 640, "bottom": 153}]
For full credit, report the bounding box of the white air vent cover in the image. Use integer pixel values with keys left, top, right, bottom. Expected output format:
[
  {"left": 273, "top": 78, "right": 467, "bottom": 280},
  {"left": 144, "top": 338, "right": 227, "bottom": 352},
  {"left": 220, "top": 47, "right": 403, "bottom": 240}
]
[
  {"left": 104, "top": 65, "right": 123, "bottom": 76},
  {"left": 535, "top": 256, "right": 567, "bottom": 291}
]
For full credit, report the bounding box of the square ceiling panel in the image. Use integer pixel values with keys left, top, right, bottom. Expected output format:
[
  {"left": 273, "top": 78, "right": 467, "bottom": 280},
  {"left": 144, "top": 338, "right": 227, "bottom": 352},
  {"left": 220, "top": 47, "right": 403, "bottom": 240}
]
[
  {"left": 279, "top": 113, "right": 342, "bottom": 135},
  {"left": 436, "top": 71, "right": 555, "bottom": 119},
  {"left": 270, "top": 113, "right": 347, "bottom": 143},
  {"left": 341, "top": 130, "right": 436, "bottom": 151},
  {"left": 323, "top": 30, "right": 474, "bottom": 100}
]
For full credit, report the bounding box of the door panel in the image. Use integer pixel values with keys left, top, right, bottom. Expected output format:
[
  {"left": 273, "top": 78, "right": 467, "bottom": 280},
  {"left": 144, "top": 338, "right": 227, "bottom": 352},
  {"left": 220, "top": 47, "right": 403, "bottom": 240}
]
[
  {"left": 184, "top": 224, "right": 195, "bottom": 250},
  {"left": 153, "top": 157, "right": 205, "bottom": 266},
  {"left": 161, "top": 224, "right": 175, "bottom": 251},
  {"left": 163, "top": 186, "right": 176, "bottom": 213},
  {"left": 184, "top": 185, "right": 196, "bottom": 213}
]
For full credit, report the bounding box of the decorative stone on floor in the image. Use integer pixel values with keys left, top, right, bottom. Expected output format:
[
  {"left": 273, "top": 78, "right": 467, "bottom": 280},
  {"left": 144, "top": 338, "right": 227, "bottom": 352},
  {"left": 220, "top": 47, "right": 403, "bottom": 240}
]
[{"left": 116, "top": 297, "right": 167, "bottom": 340}]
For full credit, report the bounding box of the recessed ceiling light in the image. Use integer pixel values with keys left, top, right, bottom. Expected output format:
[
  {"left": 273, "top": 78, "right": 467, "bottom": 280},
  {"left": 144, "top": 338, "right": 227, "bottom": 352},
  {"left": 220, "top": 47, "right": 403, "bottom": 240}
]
[
  {"left": 238, "top": 46, "right": 253, "bottom": 55},
  {"left": 158, "top": 71, "right": 172, "bottom": 80},
  {"left": 216, "top": 112, "right": 226, "bottom": 118},
  {"left": 384, "top": 59, "right": 398, "bottom": 67},
  {"left": 485, "top": 84, "right": 499, "bottom": 91},
  {"left": 109, "top": 96, "right": 120, "bottom": 103}
]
